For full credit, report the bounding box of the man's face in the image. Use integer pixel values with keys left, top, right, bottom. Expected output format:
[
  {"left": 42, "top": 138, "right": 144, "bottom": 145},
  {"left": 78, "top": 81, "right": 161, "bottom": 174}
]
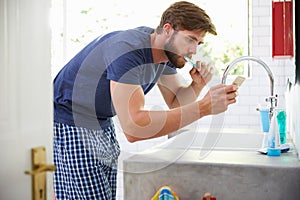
[
  {"left": 164, "top": 32, "right": 184, "bottom": 68},
  {"left": 164, "top": 30, "right": 206, "bottom": 68}
]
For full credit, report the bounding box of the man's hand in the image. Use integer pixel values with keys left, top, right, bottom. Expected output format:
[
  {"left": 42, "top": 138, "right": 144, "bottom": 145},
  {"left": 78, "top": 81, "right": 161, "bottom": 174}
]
[
  {"left": 199, "top": 84, "right": 238, "bottom": 116},
  {"left": 190, "top": 61, "right": 214, "bottom": 86}
]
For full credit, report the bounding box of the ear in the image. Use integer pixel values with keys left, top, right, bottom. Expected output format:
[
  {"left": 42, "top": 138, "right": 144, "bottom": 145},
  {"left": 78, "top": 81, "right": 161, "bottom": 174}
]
[{"left": 162, "top": 23, "right": 173, "bottom": 36}]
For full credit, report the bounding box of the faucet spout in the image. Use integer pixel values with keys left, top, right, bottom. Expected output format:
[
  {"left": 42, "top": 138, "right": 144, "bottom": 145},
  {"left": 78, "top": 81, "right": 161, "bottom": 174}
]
[{"left": 221, "top": 56, "right": 277, "bottom": 118}]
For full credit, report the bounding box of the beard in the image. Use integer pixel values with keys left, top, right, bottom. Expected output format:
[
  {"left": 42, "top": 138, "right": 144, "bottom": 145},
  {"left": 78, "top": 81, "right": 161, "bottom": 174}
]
[{"left": 164, "top": 33, "right": 185, "bottom": 69}]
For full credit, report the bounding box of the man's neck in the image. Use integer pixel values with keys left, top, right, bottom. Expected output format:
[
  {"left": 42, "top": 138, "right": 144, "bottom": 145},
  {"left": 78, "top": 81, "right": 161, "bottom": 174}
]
[{"left": 150, "top": 33, "right": 168, "bottom": 63}]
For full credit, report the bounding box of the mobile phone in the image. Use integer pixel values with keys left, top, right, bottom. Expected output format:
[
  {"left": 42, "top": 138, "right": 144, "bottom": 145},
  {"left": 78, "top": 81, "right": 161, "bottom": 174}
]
[{"left": 232, "top": 76, "right": 245, "bottom": 87}]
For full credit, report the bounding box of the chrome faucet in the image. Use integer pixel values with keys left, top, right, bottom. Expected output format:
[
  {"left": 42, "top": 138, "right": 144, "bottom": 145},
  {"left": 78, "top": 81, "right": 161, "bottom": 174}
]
[{"left": 221, "top": 56, "right": 277, "bottom": 118}]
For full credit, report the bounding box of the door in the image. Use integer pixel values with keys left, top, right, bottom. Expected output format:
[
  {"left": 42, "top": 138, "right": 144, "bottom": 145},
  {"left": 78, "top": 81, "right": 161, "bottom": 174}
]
[{"left": 0, "top": 0, "right": 53, "bottom": 199}]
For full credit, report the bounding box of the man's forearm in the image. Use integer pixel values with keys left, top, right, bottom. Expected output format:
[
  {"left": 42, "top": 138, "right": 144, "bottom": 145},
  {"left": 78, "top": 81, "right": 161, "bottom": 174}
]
[
  {"left": 123, "top": 101, "right": 203, "bottom": 142},
  {"left": 170, "top": 81, "right": 205, "bottom": 108}
]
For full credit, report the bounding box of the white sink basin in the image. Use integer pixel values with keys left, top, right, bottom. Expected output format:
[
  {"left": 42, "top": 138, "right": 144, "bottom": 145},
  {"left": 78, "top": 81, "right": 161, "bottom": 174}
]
[
  {"left": 159, "top": 128, "right": 264, "bottom": 151},
  {"left": 137, "top": 128, "right": 265, "bottom": 161}
]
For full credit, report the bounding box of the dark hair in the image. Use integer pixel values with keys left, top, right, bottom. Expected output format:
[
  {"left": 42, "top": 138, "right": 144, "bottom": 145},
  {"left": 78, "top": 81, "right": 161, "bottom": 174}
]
[{"left": 156, "top": 1, "right": 217, "bottom": 35}]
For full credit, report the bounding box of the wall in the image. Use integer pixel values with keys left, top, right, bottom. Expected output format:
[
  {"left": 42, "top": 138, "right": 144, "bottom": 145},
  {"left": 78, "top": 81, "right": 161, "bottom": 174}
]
[
  {"left": 286, "top": 0, "right": 300, "bottom": 154},
  {"left": 287, "top": 83, "right": 300, "bottom": 159}
]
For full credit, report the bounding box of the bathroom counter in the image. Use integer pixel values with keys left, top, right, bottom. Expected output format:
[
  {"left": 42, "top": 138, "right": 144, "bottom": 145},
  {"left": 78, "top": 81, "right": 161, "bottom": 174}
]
[
  {"left": 124, "top": 148, "right": 300, "bottom": 168},
  {"left": 123, "top": 144, "right": 300, "bottom": 199}
]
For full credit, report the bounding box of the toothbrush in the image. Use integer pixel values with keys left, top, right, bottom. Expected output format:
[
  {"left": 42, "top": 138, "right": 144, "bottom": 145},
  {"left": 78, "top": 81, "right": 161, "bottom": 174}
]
[{"left": 183, "top": 56, "right": 197, "bottom": 68}]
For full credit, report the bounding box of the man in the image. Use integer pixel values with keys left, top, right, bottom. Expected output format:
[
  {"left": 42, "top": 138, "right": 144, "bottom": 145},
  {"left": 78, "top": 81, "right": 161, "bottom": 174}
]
[{"left": 53, "top": 1, "right": 238, "bottom": 199}]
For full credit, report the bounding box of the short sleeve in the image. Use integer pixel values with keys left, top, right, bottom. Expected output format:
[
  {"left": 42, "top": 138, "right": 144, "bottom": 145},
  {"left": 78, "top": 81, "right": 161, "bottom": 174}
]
[
  {"left": 162, "top": 61, "right": 177, "bottom": 75},
  {"left": 107, "top": 51, "right": 144, "bottom": 85}
]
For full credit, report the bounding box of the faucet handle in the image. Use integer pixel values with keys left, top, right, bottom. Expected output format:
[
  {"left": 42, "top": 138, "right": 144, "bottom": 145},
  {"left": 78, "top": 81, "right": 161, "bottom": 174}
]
[
  {"left": 266, "top": 94, "right": 278, "bottom": 104},
  {"left": 265, "top": 94, "right": 278, "bottom": 116}
]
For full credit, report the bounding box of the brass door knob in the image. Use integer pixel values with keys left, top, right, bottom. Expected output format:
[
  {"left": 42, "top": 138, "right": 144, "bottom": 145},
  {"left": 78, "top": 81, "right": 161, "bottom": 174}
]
[{"left": 25, "top": 164, "right": 55, "bottom": 175}]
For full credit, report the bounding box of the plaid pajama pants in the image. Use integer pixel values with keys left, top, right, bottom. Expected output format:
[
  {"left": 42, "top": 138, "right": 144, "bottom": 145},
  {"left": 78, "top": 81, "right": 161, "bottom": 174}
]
[{"left": 53, "top": 120, "right": 120, "bottom": 200}]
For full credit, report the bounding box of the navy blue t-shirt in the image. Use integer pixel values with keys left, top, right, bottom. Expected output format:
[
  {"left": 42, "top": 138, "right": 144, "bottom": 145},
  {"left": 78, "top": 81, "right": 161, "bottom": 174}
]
[{"left": 53, "top": 26, "right": 177, "bottom": 129}]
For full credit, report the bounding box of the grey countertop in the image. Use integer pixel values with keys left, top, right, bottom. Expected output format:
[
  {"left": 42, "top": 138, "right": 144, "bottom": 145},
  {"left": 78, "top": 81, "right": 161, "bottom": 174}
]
[{"left": 124, "top": 148, "right": 300, "bottom": 168}]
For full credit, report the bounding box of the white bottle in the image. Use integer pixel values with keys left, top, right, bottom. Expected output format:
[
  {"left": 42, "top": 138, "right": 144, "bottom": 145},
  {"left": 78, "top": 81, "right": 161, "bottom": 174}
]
[{"left": 267, "top": 112, "right": 281, "bottom": 156}]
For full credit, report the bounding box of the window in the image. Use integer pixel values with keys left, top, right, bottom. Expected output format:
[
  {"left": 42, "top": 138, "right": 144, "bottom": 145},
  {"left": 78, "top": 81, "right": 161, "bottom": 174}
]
[
  {"left": 50, "top": 0, "right": 250, "bottom": 78},
  {"left": 195, "top": 0, "right": 250, "bottom": 77}
]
